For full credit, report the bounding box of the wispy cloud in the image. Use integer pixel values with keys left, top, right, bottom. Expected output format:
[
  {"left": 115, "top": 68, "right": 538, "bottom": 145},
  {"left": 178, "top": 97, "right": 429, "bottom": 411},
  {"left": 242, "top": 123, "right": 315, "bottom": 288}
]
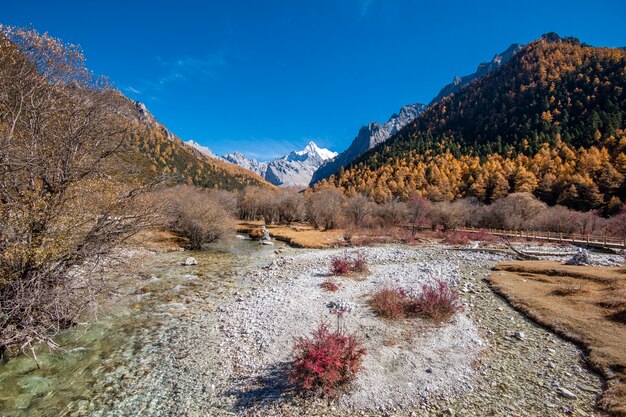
[
  {"left": 125, "top": 86, "right": 141, "bottom": 94},
  {"left": 127, "top": 49, "right": 243, "bottom": 101}
]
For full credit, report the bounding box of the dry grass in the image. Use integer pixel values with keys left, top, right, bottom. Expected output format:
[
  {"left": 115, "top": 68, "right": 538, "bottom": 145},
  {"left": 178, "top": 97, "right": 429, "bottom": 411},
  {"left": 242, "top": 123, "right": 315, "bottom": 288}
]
[
  {"left": 489, "top": 261, "right": 626, "bottom": 417},
  {"left": 237, "top": 221, "right": 345, "bottom": 249},
  {"left": 127, "top": 228, "right": 187, "bottom": 251},
  {"left": 550, "top": 283, "right": 586, "bottom": 296}
]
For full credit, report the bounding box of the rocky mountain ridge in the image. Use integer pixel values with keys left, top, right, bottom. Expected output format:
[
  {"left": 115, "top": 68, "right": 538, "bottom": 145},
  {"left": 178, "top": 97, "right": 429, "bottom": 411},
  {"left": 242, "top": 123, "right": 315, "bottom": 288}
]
[{"left": 223, "top": 141, "right": 337, "bottom": 188}]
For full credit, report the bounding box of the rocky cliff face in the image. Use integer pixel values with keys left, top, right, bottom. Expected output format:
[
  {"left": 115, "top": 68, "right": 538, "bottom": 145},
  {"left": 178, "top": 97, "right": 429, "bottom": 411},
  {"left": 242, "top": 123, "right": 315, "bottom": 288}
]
[
  {"left": 310, "top": 103, "right": 426, "bottom": 185},
  {"left": 429, "top": 43, "right": 523, "bottom": 105},
  {"left": 224, "top": 141, "right": 337, "bottom": 188}
]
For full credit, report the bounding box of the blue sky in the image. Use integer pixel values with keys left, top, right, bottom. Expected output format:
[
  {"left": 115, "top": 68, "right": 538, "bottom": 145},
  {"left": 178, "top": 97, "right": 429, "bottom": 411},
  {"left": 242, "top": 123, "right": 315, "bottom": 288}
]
[{"left": 5, "top": 0, "right": 626, "bottom": 160}]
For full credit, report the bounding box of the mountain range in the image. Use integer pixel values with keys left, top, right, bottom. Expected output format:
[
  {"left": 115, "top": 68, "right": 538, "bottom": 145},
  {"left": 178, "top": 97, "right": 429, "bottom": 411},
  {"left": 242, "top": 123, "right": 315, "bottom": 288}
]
[
  {"left": 222, "top": 142, "right": 337, "bottom": 188},
  {"left": 322, "top": 33, "right": 626, "bottom": 211},
  {"left": 115, "top": 98, "right": 272, "bottom": 190},
  {"left": 309, "top": 42, "right": 524, "bottom": 186}
]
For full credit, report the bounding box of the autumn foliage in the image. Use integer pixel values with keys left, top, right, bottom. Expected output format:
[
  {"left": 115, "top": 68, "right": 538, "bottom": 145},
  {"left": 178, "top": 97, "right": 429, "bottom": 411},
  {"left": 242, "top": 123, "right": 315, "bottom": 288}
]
[
  {"left": 290, "top": 322, "right": 366, "bottom": 397},
  {"left": 321, "top": 35, "right": 626, "bottom": 212}
]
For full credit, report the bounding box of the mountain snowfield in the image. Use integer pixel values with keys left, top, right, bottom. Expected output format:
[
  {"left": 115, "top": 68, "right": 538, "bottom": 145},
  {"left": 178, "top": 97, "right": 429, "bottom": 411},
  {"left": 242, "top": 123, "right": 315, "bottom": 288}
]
[
  {"left": 223, "top": 141, "right": 338, "bottom": 188},
  {"left": 185, "top": 140, "right": 226, "bottom": 161}
]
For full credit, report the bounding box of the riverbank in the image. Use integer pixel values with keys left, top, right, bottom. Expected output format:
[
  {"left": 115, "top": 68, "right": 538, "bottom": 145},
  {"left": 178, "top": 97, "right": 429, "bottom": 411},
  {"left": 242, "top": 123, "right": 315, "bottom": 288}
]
[
  {"left": 489, "top": 261, "right": 626, "bottom": 416},
  {"left": 237, "top": 221, "right": 346, "bottom": 248}
]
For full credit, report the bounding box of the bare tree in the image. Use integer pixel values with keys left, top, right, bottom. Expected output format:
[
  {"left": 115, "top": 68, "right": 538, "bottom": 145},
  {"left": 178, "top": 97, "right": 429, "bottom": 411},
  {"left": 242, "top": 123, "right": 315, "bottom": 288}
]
[
  {"left": 306, "top": 186, "right": 344, "bottom": 230},
  {"left": 407, "top": 194, "right": 432, "bottom": 235},
  {"left": 161, "top": 185, "right": 234, "bottom": 249},
  {"left": 275, "top": 188, "right": 305, "bottom": 225},
  {"left": 485, "top": 193, "right": 546, "bottom": 230},
  {"left": 375, "top": 199, "right": 409, "bottom": 229},
  {"left": 343, "top": 194, "right": 371, "bottom": 227},
  {"left": 0, "top": 26, "right": 159, "bottom": 355}
]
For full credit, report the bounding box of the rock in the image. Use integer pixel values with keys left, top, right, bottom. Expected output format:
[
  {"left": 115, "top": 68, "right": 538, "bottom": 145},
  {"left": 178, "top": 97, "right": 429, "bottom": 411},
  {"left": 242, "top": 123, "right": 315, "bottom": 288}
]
[
  {"left": 260, "top": 240, "right": 274, "bottom": 246},
  {"left": 558, "top": 387, "right": 577, "bottom": 399},
  {"left": 564, "top": 249, "right": 591, "bottom": 266},
  {"left": 513, "top": 331, "right": 526, "bottom": 340},
  {"left": 235, "top": 234, "right": 246, "bottom": 239},
  {"left": 183, "top": 257, "right": 198, "bottom": 266}
]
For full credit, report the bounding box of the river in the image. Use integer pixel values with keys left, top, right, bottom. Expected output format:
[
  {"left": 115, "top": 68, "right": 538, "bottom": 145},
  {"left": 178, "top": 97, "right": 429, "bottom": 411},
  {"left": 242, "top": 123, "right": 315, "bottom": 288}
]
[{"left": 0, "top": 238, "right": 286, "bottom": 416}]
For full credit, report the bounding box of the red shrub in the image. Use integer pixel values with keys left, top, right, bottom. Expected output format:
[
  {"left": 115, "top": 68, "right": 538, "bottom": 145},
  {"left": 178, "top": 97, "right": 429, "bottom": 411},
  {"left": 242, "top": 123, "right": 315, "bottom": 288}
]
[
  {"left": 441, "top": 231, "right": 470, "bottom": 245},
  {"left": 320, "top": 280, "right": 340, "bottom": 292},
  {"left": 330, "top": 251, "right": 369, "bottom": 275},
  {"left": 369, "top": 280, "right": 463, "bottom": 323},
  {"left": 467, "top": 231, "right": 499, "bottom": 242},
  {"left": 331, "top": 253, "right": 353, "bottom": 275},
  {"left": 290, "top": 322, "right": 366, "bottom": 397},
  {"left": 407, "top": 279, "right": 464, "bottom": 323},
  {"left": 369, "top": 288, "right": 407, "bottom": 319}
]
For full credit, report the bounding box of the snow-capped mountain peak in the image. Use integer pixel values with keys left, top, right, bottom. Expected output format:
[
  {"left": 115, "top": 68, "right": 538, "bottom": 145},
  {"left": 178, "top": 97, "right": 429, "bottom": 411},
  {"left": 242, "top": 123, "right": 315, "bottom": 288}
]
[
  {"left": 223, "top": 141, "right": 337, "bottom": 188},
  {"left": 294, "top": 141, "right": 338, "bottom": 160}
]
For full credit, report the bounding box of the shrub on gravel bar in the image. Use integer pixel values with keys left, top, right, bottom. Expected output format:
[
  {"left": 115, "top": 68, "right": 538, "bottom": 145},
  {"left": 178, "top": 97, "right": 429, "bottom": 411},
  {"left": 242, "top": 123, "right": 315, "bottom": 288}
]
[
  {"left": 407, "top": 279, "right": 464, "bottom": 323},
  {"left": 369, "top": 280, "right": 463, "bottom": 323},
  {"left": 320, "top": 280, "right": 340, "bottom": 292},
  {"left": 331, "top": 253, "right": 353, "bottom": 275},
  {"left": 290, "top": 322, "right": 366, "bottom": 397},
  {"left": 368, "top": 288, "right": 407, "bottom": 319},
  {"left": 330, "top": 251, "right": 369, "bottom": 275}
]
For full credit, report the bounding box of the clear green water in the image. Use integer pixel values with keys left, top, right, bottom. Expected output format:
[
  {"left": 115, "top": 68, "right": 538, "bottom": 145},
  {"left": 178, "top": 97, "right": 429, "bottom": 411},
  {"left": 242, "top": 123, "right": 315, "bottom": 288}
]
[{"left": 0, "top": 238, "right": 284, "bottom": 416}]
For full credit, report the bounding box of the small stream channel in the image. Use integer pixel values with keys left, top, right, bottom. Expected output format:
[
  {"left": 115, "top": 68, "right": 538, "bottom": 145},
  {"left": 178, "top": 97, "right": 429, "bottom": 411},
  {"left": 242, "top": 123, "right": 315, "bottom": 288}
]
[{"left": 0, "top": 238, "right": 286, "bottom": 416}]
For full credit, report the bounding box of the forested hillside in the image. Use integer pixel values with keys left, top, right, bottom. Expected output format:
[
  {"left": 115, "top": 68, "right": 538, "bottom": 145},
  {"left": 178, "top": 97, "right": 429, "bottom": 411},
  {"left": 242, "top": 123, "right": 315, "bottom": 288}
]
[
  {"left": 321, "top": 33, "right": 626, "bottom": 211},
  {"left": 109, "top": 94, "right": 272, "bottom": 191}
]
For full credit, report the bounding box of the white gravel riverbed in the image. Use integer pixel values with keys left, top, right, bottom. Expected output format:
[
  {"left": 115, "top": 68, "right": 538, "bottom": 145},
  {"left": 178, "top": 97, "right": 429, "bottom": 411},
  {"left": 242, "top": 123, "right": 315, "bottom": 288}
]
[{"left": 78, "top": 243, "right": 612, "bottom": 416}]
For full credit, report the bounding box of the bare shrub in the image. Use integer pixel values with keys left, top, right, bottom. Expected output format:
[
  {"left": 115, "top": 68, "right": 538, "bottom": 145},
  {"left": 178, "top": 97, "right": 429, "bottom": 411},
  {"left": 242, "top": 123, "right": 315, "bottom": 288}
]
[
  {"left": 343, "top": 194, "right": 371, "bottom": 227},
  {"left": 238, "top": 186, "right": 264, "bottom": 220},
  {"left": 369, "top": 280, "right": 463, "bottom": 323},
  {"left": 604, "top": 207, "right": 626, "bottom": 239},
  {"left": 331, "top": 253, "right": 353, "bottom": 275},
  {"left": 485, "top": 193, "right": 547, "bottom": 230},
  {"left": 207, "top": 189, "right": 238, "bottom": 217},
  {"left": 430, "top": 201, "right": 468, "bottom": 231},
  {"left": 440, "top": 231, "right": 471, "bottom": 245},
  {"left": 307, "top": 186, "right": 344, "bottom": 230},
  {"left": 375, "top": 200, "right": 409, "bottom": 229},
  {"left": 0, "top": 26, "right": 160, "bottom": 354},
  {"left": 330, "top": 251, "right": 368, "bottom": 276},
  {"left": 531, "top": 205, "right": 584, "bottom": 234},
  {"left": 351, "top": 251, "right": 368, "bottom": 273},
  {"left": 407, "top": 194, "right": 432, "bottom": 235},
  {"left": 275, "top": 188, "right": 305, "bottom": 225},
  {"left": 406, "top": 280, "right": 464, "bottom": 323},
  {"left": 161, "top": 185, "right": 234, "bottom": 249},
  {"left": 369, "top": 288, "right": 407, "bottom": 319}
]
